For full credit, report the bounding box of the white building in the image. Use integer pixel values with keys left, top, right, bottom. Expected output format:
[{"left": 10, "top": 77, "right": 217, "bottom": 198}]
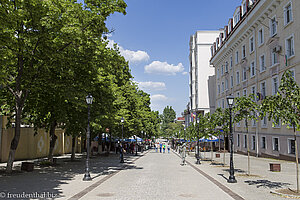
[
  {"left": 189, "top": 31, "right": 221, "bottom": 117},
  {"left": 210, "top": 0, "right": 300, "bottom": 160}
]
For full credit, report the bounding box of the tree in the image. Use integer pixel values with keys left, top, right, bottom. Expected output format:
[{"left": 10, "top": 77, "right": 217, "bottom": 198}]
[
  {"left": 261, "top": 70, "right": 300, "bottom": 192},
  {"left": 214, "top": 108, "right": 230, "bottom": 165},
  {"left": 0, "top": 0, "right": 127, "bottom": 173},
  {"left": 234, "top": 95, "right": 259, "bottom": 175},
  {"left": 161, "top": 106, "right": 176, "bottom": 135}
]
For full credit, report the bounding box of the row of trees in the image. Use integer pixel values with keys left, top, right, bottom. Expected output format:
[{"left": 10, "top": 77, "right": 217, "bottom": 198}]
[
  {"left": 163, "top": 70, "right": 299, "bottom": 192},
  {"left": 0, "top": 0, "right": 160, "bottom": 173}
]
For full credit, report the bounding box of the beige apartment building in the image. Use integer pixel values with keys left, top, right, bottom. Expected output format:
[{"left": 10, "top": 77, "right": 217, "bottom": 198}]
[{"left": 210, "top": 0, "right": 300, "bottom": 160}]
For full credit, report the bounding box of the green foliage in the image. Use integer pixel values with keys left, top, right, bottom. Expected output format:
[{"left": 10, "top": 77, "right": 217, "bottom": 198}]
[
  {"left": 161, "top": 106, "right": 176, "bottom": 134},
  {"left": 261, "top": 70, "right": 300, "bottom": 130}
]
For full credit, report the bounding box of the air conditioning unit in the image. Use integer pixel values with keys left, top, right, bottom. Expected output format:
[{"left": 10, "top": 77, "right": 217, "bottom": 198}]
[{"left": 272, "top": 45, "right": 282, "bottom": 53}]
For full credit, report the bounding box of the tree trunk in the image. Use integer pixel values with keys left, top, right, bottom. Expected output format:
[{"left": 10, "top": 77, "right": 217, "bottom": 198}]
[
  {"left": 6, "top": 101, "right": 22, "bottom": 173},
  {"left": 246, "top": 119, "right": 250, "bottom": 175},
  {"left": 223, "top": 133, "right": 226, "bottom": 165},
  {"left": 48, "top": 120, "right": 57, "bottom": 163},
  {"left": 210, "top": 141, "right": 213, "bottom": 162},
  {"left": 71, "top": 136, "right": 76, "bottom": 161},
  {"left": 294, "top": 126, "right": 299, "bottom": 192}
]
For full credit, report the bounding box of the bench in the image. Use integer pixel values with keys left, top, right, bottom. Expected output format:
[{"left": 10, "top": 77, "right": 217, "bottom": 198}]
[{"left": 270, "top": 163, "right": 281, "bottom": 172}]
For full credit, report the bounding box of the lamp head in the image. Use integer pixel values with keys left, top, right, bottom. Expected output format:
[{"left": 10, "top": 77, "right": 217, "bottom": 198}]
[
  {"left": 226, "top": 95, "right": 234, "bottom": 107},
  {"left": 121, "top": 117, "right": 124, "bottom": 123},
  {"left": 86, "top": 94, "right": 93, "bottom": 105}
]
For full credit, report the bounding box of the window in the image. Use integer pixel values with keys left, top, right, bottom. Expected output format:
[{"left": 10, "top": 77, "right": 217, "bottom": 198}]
[
  {"left": 235, "top": 51, "right": 239, "bottom": 64},
  {"left": 225, "top": 79, "right": 228, "bottom": 90},
  {"left": 242, "top": 45, "right": 246, "bottom": 58},
  {"left": 288, "top": 139, "right": 295, "bottom": 154},
  {"left": 285, "top": 35, "right": 295, "bottom": 58},
  {"left": 230, "top": 75, "right": 233, "bottom": 88},
  {"left": 272, "top": 117, "right": 281, "bottom": 128},
  {"left": 236, "top": 91, "right": 240, "bottom": 98},
  {"left": 244, "top": 135, "right": 247, "bottom": 148},
  {"left": 221, "top": 82, "right": 224, "bottom": 92},
  {"left": 237, "top": 134, "right": 240, "bottom": 147},
  {"left": 261, "top": 115, "right": 267, "bottom": 127},
  {"left": 242, "top": 1, "right": 247, "bottom": 16},
  {"left": 234, "top": 11, "right": 241, "bottom": 26},
  {"left": 217, "top": 68, "right": 220, "bottom": 78},
  {"left": 270, "top": 16, "right": 277, "bottom": 37},
  {"left": 273, "top": 137, "right": 279, "bottom": 151},
  {"left": 225, "top": 62, "right": 228, "bottom": 73},
  {"left": 290, "top": 68, "right": 296, "bottom": 80},
  {"left": 284, "top": 3, "right": 293, "bottom": 26},
  {"left": 252, "top": 136, "right": 256, "bottom": 150},
  {"left": 250, "top": 61, "right": 256, "bottom": 77},
  {"left": 242, "top": 67, "right": 247, "bottom": 81},
  {"left": 251, "top": 85, "right": 256, "bottom": 96},
  {"left": 272, "top": 76, "right": 278, "bottom": 95},
  {"left": 260, "top": 81, "right": 266, "bottom": 99},
  {"left": 221, "top": 65, "right": 224, "bottom": 75},
  {"left": 259, "top": 55, "right": 266, "bottom": 72},
  {"left": 236, "top": 71, "right": 240, "bottom": 85},
  {"left": 249, "top": 36, "right": 255, "bottom": 53},
  {"left": 261, "top": 137, "right": 266, "bottom": 149},
  {"left": 271, "top": 51, "right": 278, "bottom": 66},
  {"left": 218, "top": 85, "right": 220, "bottom": 94},
  {"left": 230, "top": 57, "right": 233, "bottom": 69},
  {"left": 243, "top": 89, "right": 247, "bottom": 96},
  {"left": 258, "top": 28, "right": 264, "bottom": 45},
  {"left": 222, "top": 99, "right": 225, "bottom": 109}
]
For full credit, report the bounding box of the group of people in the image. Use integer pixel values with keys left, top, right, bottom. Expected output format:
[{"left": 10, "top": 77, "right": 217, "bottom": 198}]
[{"left": 154, "top": 142, "right": 170, "bottom": 153}]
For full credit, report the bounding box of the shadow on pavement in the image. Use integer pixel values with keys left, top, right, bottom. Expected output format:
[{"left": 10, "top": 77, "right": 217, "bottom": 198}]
[
  {"left": 244, "top": 179, "right": 291, "bottom": 189},
  {"left": 0, "top": 153, "right": 144, "bottom": 199},
  {"left": 223, "top": 168, "right": 246, "bottom": 173},
  {"left": 217, "top": 173, "right": 229, "bottom": 181}
]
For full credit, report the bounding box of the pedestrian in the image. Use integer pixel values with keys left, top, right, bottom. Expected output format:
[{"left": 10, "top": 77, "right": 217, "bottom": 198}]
[
  {"left": 167, "top": 143, "right": 170, "bottom": 153},
  {"left": 163, "top": 143, "right": 166, "bottom": 153},
  {"left": 159, "top": 143, "right": 162, "bottom": 153},
  {"left": 181, "top": 143, "right": 186, "bottom": 165}
]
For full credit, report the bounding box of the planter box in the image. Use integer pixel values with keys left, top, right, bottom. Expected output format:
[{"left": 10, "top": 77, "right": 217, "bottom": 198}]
[
  {"left": 270, "top": 163, "right": 281, "bottom": 172},
  {"left": 216, "top": 153, "right": 220, "bottom": 158},
  {"left": 21, "top": 162, "right": 34, "bottom": 172}
]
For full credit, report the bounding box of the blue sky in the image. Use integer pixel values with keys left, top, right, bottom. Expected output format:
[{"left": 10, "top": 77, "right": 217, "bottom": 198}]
[{"left": 103, "top": 0, "right": 242, "bottom": 116}]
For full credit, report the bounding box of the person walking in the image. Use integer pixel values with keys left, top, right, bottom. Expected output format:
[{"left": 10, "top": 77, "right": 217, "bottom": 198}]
[
  {"left": 163, "top": 143, "right": 166, "bottom": 153},
  {"left": 159, "top": 143, "right": 162, "bottom": 153},
  {"left": 167, "top": 143, "right": 170, "bottom": 153},
  {"left": 181, "top": 143, "right": 186, "bottom": 165},
  {"left": 155, "top": 143, "right": 158, "bottom": 152}
]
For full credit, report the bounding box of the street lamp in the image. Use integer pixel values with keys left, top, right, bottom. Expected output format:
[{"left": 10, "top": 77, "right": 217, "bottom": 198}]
[
  {"left": 120, "top": 117, "right": 124, "bottom": 163},
  {"left": 226, "top": 95, "right": 237, "bottom": 183},
  {"left": 83, "top": 94, "right": 93, "bottom": 181},
  {"left": 196, "top": 115, "right": 201, "bottom": 164}
]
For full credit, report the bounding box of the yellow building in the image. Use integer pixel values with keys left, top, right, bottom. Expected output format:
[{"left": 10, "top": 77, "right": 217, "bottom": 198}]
[{"left": 0, "top": 116, "right": 81, "bottom": 162}]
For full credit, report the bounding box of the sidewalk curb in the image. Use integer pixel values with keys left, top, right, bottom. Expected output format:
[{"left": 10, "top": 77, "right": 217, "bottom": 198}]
[
  {"left": 270, "top": 190, "right": 300, "bottom": 199},
  {"left": 172, "top": 150, "right": 245, "bottom": 200}
]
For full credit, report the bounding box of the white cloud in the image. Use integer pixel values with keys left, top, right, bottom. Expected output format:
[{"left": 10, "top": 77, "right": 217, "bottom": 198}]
[
  {"left": 144, "top": 61, "right": 184, "bottom": 75},
  {"left": 150, "top": 94, "right": 168, "bottom": 102},
  {"left": 182, "top": 72, "right": 188, "bottom": 75},
  {"left": 106, "top": 39, "right": 149, "bottom": 64},
  {"left": 138, "top": 81, "right": 166, "bottom": 91}
]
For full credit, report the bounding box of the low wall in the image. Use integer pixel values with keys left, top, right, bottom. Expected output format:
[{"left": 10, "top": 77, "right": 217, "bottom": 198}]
[{"left": 0, "top": 127, "right": 81, "bottom": 162}]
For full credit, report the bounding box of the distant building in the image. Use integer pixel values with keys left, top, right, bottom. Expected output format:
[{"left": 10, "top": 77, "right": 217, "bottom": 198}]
[
  {"left": 189, "top": 31, "right": 221, "bottom": 120},
  {"left": 210, "top": 0, "right": 300, "bottom": 160}
]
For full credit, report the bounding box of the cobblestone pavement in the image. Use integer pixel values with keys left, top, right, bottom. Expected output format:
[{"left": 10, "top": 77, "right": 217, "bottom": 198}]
[{"left": 0, "top": 149, "right": 294, "bottom": 199}]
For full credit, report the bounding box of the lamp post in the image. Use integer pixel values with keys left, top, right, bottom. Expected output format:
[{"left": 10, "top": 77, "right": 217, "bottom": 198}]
[
  {"left": 83, "top": 94, "right": 93, "bottom": 181},
  {"left": 196, "top": 115, "right": 201, "bottom": 164},
  {"left": 227, "top": 95, "right": 237, "bottom": 183},
  {"left": 120, "top": 117, "right": 124, "bottom": 163}
]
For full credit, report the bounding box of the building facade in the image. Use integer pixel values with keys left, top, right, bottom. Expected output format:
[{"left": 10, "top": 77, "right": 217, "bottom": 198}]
[
  {"left": 189, "top": 31, "right": 221, "bottom": 118},
  {"left": 210, "top": 0, "right": 300, "bottom": 160}
]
